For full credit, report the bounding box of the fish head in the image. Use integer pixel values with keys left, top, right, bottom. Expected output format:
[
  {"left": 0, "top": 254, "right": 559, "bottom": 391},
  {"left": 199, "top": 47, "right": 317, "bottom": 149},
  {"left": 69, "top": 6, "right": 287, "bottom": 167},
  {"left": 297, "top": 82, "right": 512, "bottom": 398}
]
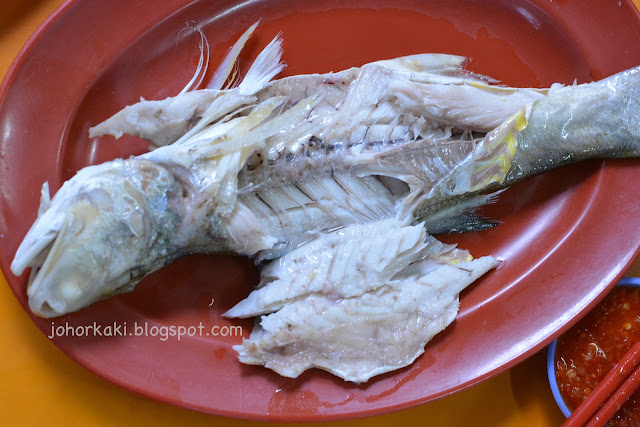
[{"left": 11, "top": 162, "right": 169, "bottom": 317}]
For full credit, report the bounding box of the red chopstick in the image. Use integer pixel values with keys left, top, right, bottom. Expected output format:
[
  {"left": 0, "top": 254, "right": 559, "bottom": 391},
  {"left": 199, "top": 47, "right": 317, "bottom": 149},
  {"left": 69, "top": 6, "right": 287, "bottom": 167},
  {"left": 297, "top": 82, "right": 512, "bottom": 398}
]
[
  {"left": 585, "top": 362, "right": 640, "bottom": 427},
  {"left": 562, "top": 341, "right": 640, "bottom": 427}
]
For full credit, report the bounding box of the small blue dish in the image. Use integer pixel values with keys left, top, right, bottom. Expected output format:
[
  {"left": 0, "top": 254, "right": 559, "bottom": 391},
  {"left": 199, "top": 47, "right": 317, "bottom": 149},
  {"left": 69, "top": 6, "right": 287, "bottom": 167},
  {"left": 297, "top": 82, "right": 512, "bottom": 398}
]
[{"left": 547, "top": 277, "right": 640, "bottom": 417}]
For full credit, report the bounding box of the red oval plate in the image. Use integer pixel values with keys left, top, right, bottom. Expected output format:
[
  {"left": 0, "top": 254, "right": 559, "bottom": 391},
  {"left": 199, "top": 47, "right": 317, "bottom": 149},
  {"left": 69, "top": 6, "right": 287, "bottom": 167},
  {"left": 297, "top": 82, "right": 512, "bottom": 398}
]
[{"left": 2, "top": 0, "right": 640, "bottom": 421}]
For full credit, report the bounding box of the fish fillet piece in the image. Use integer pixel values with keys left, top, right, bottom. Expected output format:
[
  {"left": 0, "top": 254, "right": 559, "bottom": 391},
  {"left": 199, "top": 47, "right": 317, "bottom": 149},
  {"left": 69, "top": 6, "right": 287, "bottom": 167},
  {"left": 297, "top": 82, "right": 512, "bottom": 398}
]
[{"left": 226, "top": 219, "right": 498, "bottom": 382}]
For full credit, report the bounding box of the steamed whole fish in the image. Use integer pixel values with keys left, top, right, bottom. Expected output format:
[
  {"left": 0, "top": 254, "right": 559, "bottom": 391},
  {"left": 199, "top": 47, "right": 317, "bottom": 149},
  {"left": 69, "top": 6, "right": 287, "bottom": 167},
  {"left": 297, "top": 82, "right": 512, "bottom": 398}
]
[{"left": 10, "top": 26, "right": 640, "bottom": 382}]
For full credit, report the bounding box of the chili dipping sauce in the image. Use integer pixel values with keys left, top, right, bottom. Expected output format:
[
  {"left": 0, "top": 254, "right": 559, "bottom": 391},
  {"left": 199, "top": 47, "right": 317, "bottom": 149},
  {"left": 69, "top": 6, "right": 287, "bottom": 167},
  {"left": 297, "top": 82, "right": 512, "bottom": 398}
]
[{"left": 555, "top": 286, "right": 640, "bottom": 427}]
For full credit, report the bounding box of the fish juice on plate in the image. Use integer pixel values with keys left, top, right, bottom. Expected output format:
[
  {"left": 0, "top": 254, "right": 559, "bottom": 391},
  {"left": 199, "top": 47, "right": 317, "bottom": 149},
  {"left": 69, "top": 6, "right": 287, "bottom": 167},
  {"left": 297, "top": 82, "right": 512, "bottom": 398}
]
[{"left": 554, "top": 282, "right": 640, "bottom": 425}]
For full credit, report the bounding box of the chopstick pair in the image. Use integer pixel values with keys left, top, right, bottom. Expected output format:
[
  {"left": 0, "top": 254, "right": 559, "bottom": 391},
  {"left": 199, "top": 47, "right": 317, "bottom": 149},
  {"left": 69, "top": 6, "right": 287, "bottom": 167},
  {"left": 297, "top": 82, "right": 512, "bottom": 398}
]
[{"left": 562, "top": 341, "right": 640, "bottom": 427}]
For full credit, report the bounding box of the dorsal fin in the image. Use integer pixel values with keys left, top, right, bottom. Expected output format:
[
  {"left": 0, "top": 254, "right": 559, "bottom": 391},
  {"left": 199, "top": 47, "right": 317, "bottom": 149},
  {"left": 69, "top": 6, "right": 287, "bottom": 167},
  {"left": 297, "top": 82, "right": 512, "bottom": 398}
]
[
  {"left": 238, "top": 34, "right": 285, "bottom": 95},
  {"left": 207, "top": 21, "right": 260, "bottom": 90},
  {"left": 178, "top": 24, "right": 210, "bottom": 95}
]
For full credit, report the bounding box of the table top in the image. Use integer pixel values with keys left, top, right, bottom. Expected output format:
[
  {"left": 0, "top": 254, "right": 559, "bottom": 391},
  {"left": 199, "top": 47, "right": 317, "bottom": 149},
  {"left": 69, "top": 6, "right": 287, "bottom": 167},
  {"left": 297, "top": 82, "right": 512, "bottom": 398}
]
[{"left": 1, "top": 1, "right": 639, "bottom": 425}]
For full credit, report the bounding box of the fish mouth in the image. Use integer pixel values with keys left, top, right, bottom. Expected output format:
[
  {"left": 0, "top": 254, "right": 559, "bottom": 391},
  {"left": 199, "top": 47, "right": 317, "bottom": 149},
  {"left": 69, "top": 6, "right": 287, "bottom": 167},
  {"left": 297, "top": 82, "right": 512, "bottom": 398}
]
[
  {"left": 12, "top": 242, "right": 60, "bottom": 317},
  {"left": 16, "top": 213, "right": 120, "bottom": 318},
  {"left": 12, "top": 215, "right": 65, "bottom": 317},
  {"left": 12, "top": 196, "right": 114, "bottom": 317},
  {"left": 13, "top": 206, "right": 82, "bottom": 317},
  {"left": 11, "top": 218, "right": 60, "bottom": 279}
]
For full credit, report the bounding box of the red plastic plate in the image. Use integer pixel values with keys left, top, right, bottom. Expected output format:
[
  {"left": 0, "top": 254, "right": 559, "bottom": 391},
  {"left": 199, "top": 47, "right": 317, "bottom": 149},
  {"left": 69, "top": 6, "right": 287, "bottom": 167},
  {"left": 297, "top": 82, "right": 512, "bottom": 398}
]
[{"left": 2, "top": 0, "right": 640, "bottom": 421}]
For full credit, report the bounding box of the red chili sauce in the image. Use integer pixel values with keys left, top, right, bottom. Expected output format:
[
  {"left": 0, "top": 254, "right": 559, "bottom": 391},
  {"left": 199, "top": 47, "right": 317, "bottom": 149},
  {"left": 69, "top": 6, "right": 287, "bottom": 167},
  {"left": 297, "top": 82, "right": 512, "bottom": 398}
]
[{"left": 555, "top": 286, "right": 640, "bottom": 426}]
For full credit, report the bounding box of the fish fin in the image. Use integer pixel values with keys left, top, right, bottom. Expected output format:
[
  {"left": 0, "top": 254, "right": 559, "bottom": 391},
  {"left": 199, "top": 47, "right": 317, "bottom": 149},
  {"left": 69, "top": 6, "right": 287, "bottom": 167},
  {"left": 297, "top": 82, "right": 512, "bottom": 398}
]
[
  {"left": 466, "top": 109, "right": 528, "bottom": 191},
  {"left": 371, "top": 53, "right": 467, "bottom": 78},
  {"left": 390, "top": 78, "right": 542, "bottom": 132},
  {"left": 37, "top": 182, "right": 51, "bottom": 217},
  {"left": 178, "top": 24, "right": 210, "bottom": 95},
  {"left": 207, "top": 21, "right": 259, "bottom": 90},
  {"left": 416, "top": 108, "right": 528, "bottom": 202},
  {"left": 238, "top": 34, "right": 285, "bottom": 95},
  {"left": 167, "top": 33, "right": 286, "bottom": 151},
  {"left": 413, "top": 190, "right": 505, "bottom": 234},
  {"left": 90, "top": 24, "right": 280, "bottom": 148}
]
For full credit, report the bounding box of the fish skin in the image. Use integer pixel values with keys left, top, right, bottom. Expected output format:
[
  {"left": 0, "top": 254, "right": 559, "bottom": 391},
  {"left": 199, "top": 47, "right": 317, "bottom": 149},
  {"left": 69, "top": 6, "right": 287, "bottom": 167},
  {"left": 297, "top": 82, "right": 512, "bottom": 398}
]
[
  {"left": 505, "top": 67, "right": 640, "bottom": 184},
  {"left": 10, "top": 30, "right": 640, "bottom": 322}
]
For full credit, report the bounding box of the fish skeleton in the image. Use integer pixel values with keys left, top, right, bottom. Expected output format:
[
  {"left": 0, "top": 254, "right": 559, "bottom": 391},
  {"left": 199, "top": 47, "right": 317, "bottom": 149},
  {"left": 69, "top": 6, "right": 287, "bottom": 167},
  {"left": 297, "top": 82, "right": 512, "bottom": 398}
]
[{"left": 10, "top": 25, "right": 640, "bottom": 382}]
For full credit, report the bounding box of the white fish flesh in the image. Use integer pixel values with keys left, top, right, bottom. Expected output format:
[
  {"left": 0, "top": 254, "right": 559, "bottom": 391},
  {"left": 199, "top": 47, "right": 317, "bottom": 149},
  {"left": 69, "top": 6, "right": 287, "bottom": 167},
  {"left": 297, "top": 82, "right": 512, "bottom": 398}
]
[
  {"left": 10, "top": 26, "right": 640, "bottom": 382},
  {"left": 226, "top": 219, "right": 498, "bottom": 383}
]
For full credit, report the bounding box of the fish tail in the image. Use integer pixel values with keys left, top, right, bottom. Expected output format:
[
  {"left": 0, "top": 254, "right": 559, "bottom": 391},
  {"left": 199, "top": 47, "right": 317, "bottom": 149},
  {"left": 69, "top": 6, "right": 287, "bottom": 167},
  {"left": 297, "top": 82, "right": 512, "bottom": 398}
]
[
  {"left": 505, "top": 65, "right": 640, "bottom": 183},
  {"left": 432, "top": 65, "right": 640, "bottom": 192}
]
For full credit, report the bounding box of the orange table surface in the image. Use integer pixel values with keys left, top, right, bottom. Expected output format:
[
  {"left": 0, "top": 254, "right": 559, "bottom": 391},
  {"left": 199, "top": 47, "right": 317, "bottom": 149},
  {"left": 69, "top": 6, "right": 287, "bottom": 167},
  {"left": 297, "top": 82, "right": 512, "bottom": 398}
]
[{"left": 2, "top": 1, "right": 640, "bottom": 425}]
